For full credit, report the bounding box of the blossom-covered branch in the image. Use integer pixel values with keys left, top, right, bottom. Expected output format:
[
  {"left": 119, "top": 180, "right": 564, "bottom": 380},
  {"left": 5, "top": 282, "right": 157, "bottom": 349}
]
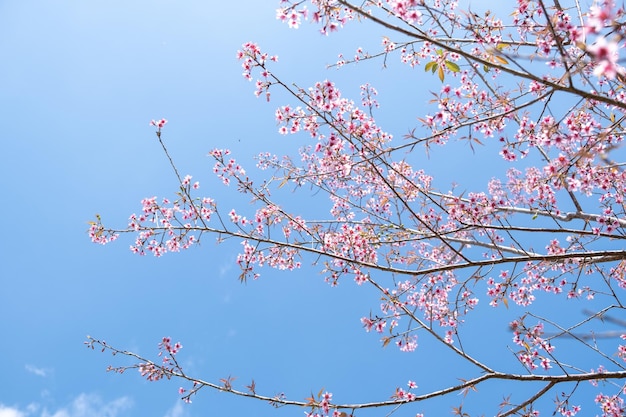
[{"left": 89, "top": 1, "right": 626, "bottom": 416}]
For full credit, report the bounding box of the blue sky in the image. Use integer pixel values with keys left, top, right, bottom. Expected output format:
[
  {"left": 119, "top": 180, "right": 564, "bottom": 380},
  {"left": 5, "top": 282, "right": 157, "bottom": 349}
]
[{"left": 2, "top": 1, "right": 625, "bottom": 417}]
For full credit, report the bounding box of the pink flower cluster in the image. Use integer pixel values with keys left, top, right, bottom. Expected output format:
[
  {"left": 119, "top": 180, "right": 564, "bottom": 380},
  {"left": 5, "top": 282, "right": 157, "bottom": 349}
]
[
  {"left": 127, "top": 191, "right": 207, "bottom": 257},
  {"left": 388, "top": 0, "right": 422, "bottom": 24},
  {"left": 158, "top": 336, "right": 183, "bottom": 356},
  {"left": 237, "top": 239, "right": 302, "bottom": 280},
  {"left": 276, "top": 4, "right": 307, "bottom": 28},
  {"left": 210, "top": 148, "right": 246, "bottom": 186},
  {"left": 303, "top": 390, "right": 338, "bottom": 417},
  {"left": 277, "top": 0, "right": 354, "bottom": 35},
  {"left": 584, "top": 1, "right": 625, "bottom": 78},
  {"left": 236, "top": 42, "right": 278, "bottom": 100},
  {"left": 150, "top": 118, "right": 167, "bottom": 129},
  {"left": 391, "top": 380, "right": 419, "bottom": 402},
  {"left": 510, "top": 319, "right": 554, "bottom": 371},
  {"left": 595, "top": 393, "right": 625, "bottom": 417},
  {"left": 138, "top": 336, "right": 183, "bottom": 382},
  {"left": 588, "top": 36, "right": 623, "bottom": 79},
  {"left": 558, "top": 404, "right": 581, "bottom": 417},
  {"left": 88, "top": 223, "right": 119, "bottom": 245}
]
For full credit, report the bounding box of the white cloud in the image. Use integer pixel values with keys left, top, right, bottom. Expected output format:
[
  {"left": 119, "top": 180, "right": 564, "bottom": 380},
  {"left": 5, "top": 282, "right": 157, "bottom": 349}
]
[
  {"left": 26, "top": 406, "right": 38, "bottom": 415},
  {"left": 0, "top": 403, "right": 40, "bottom": 417},
  {"left": 25, "top": 364, "right": 50, "bottom": 377},
  {"left": 0, "top": 394, "right": 132, "bottom": 417},
  {"left": 41, "top": 394, "right": 132, "bottom": 417},
  {"left": 162, "top": 401, "right": 188, "bottom": 417},
  {"left": 0, "top": 405, "right": 26, "bottom": 417}
]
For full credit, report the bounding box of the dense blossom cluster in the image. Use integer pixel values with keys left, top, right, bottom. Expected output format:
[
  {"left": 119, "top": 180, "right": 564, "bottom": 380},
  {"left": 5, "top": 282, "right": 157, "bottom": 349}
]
[
  {"left": 135, "top": 337, "right": 184, "bottom": 383},
  {"left": 90, "top": 1, "right": 626, "bottom": 416},
  {"left": 277, "top": 0, "right": 355, "bottom": 34},
  {"left": 510, "top": 319, "right": 554, "bottom": 371},
  {"left": 595, "top": 394, "right": 625, "bottom": 417},
  {"left": 237, "top": 42, "right": 278, "bottom": 100}
]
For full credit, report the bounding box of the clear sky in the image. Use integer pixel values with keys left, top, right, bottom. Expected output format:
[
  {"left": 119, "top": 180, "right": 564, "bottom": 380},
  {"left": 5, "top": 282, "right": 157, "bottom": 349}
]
[{"left": 1, "top": 1, "right": 623, "bottom": 417}]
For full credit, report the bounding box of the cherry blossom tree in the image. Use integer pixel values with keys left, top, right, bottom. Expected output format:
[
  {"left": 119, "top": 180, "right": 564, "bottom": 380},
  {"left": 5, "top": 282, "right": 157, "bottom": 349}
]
[{"left": 87, "top": 1, "right": 626, "bottom": 416}]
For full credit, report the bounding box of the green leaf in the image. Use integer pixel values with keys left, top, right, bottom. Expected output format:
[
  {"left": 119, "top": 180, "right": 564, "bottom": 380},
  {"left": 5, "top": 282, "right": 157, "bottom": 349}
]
[
  {"left": 424, "top": 61, "right": 437, "bottom": 72},
  {"left": 438, "top": 65, "right": 445, "bottom": 82},
  {"left": 445, "top": 61, "right": 460, "bottom": 72}
]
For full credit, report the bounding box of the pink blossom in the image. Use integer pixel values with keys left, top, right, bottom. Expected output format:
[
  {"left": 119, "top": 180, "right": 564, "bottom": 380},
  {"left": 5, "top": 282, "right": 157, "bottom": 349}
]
[
  {"left": 587, "top": 36, "right": 623, "bottom": 79},
  {"left": 150, "top": 118, "right": 167, "bottom": 129},
  {"left": 586, "top": 1, "right": 615, "bottom": 34}
]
